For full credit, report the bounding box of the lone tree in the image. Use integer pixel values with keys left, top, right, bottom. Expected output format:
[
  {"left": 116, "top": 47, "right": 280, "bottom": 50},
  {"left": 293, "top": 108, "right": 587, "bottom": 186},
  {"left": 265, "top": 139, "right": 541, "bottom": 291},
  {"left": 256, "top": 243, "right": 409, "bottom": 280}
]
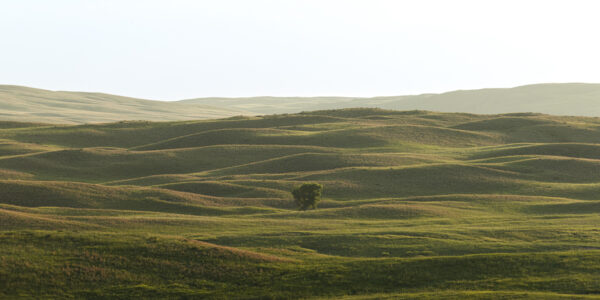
[{"left": 292, "top": 183, "right": 323, "bottom": 211}]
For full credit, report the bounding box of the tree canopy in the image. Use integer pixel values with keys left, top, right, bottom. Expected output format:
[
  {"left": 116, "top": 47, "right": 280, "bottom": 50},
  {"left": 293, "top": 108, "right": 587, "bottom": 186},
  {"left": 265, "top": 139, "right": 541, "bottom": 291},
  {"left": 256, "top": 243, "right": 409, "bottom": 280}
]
[{"left": 292, "top": 183, "right": 323, "bottom": 211}]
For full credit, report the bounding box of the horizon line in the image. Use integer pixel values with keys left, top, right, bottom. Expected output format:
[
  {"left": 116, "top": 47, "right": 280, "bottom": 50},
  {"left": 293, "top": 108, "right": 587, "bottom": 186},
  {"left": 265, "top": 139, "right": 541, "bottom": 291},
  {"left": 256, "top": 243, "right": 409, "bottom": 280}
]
[{"left": 0, "top": 82, "right": 596, "bottom": 102}]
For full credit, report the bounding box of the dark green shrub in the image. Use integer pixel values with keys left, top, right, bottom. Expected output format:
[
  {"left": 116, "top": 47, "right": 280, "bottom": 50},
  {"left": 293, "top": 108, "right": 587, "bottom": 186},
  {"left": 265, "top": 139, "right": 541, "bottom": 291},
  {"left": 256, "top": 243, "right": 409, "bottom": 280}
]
[{"left": 292, "top": 183, "right": 323, "bottom": 211}]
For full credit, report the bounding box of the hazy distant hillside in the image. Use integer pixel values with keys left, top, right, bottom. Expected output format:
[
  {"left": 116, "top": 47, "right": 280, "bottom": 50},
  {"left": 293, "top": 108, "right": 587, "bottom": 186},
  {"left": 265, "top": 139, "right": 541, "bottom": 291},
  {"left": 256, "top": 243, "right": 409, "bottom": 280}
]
[
  {"left": 183, "top": 83, "right": 600, "bottom": 116},
  {"left": 0, "top": 85, "right": 245, "bottom": 124},
  {"left": 2, "top": 83, "right": 600, "bottom": 124},
  {"left": 179, "top": 96, "right": 360, "bottom": 115},
  {"left": 375, "top": 83, "right": 600, "bottom": 116}
]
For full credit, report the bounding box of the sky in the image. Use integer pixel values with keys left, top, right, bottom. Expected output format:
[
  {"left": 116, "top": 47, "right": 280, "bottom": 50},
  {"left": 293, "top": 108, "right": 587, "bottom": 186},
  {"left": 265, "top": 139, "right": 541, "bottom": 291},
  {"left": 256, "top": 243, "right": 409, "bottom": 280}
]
[{"left": 1, "top": 0, "right": 599, "bottom": 100}]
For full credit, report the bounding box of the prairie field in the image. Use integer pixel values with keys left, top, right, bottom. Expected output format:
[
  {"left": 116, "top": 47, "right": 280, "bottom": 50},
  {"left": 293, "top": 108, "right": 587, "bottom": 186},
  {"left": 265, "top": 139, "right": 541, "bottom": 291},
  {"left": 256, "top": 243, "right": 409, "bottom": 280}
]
[{"left": 1, "top": 108, "right": 599, "bottom": 299}]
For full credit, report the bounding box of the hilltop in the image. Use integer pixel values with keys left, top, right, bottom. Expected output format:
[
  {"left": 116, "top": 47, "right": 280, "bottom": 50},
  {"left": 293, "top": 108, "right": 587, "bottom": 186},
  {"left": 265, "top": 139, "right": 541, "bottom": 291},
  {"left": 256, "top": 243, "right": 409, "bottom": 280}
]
[{"left": 2, "top": 83, "right": 600, "bottom": 124}]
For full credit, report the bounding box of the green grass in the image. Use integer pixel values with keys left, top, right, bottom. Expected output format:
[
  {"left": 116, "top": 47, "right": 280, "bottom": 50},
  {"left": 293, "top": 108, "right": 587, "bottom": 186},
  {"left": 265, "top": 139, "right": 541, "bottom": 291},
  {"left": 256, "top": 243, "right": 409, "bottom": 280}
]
[{"left": 1, "top": 108, "right": 600, "bottom": 298}]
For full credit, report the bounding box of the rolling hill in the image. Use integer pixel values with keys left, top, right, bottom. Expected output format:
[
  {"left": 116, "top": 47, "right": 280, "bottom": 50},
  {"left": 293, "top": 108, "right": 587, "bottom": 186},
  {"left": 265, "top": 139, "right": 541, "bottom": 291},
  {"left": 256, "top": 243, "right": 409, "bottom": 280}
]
[
  {"left": 2, "top": 83, "right": 600, "bottom": 125},
  {"left": 183, "top": 83, "right": 600, "bottom": 116},
  {"left": 1, "top": 108, "right": 600, "bottom": 298},
  {"left": 0, "top": 85, "right": 246, "bottom": 124}
]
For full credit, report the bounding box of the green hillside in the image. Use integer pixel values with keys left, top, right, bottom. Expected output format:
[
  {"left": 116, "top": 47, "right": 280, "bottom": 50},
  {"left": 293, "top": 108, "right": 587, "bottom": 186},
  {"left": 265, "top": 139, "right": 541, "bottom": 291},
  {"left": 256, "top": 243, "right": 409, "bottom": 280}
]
[{"left": 1, "top": 108, "right": 600, "bottom": 299}]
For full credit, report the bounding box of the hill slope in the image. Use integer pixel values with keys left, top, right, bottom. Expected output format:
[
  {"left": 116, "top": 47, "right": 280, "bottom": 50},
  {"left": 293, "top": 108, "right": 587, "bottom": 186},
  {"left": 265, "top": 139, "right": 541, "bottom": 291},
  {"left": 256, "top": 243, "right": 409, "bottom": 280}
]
[
  {"left": 184, "top": 83, "right": 600, "bottom": 116},
  {"left": 1, "top": 108, "right": 600, "bottom": 299},
  {"left": 2, "top": 83, "right": 600, "bottom": 124},
  {"left": 0, "top": 85, "right": 246, "bottom": 124}
]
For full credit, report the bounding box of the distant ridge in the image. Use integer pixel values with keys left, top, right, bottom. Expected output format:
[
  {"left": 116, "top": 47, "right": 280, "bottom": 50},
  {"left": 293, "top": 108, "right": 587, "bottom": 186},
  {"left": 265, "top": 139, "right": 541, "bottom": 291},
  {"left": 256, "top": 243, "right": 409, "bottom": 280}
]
[
  {"left": 0, "top": 85, "right": 247, "bottom": 124},
  {"left": 2, "top": 83, "right": 600, "bottom": 124},
  {"left": 183, "top": 83, "right": 600, "bottom": 117}
]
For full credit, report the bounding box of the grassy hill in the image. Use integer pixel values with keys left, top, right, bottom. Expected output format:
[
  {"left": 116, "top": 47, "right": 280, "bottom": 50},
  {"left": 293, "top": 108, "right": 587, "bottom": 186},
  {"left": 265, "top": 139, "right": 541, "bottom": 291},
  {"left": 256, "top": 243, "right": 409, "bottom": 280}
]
[
  {"left": 183, "top": 83, "right": 600, "bottom": 116},
  {"left": 0, "top": 85, "right": 245, "bottom": 124},
  {"left": 1, "top": 108, "right": 600, "bottom": 299},
  {"left": 3, "top": 83, "right": 600, "bottom": 125}
]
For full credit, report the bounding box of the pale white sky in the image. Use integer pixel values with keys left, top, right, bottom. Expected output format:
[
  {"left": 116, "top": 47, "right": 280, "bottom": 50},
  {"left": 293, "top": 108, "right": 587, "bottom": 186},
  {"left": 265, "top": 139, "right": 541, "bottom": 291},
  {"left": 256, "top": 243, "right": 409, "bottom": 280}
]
[{"left": 1, "top": 0, "right": 599, "bottom": 100}]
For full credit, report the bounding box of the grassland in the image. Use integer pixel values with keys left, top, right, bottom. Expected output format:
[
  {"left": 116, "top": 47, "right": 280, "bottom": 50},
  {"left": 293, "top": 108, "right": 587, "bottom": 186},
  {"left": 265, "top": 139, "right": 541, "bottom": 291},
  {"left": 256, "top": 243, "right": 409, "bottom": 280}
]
[
  {"left": 1, "top": 108, "right": 600, "bottom": 299},
  {"left": 184, "top": 83, "right": 600, "bottom": 116},
  {"left": 0, "top": 85, "right": 245, "bottom": 124},
  {"left": 5, "top": 83, "right": 600, "bottom": 125}
]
